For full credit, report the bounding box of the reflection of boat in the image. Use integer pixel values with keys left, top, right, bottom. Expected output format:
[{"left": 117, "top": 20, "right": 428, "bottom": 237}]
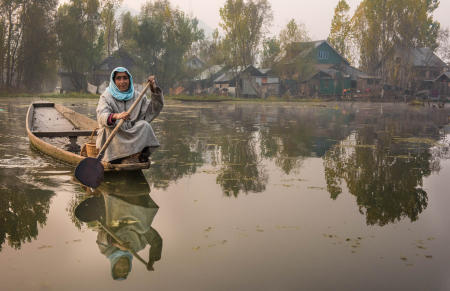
[
  {"left": 26, "top": 102, "right": 150, "bottom": 171},
  {"left": 94, "top": 171, "right": 152, "bottom": 196}
]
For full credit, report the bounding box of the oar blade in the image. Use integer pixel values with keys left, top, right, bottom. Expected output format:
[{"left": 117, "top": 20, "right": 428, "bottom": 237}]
[
  {"left": 75, "top": 196, "right": 105, "bottom": 223},
  {"left": 75, "top": 157, "right": 104, "bottom": 188}
]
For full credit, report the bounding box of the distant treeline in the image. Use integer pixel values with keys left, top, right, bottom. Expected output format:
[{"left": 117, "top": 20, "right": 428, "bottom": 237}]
[{"left": 0, "top": 0, "right": 447, "bottom": 93}]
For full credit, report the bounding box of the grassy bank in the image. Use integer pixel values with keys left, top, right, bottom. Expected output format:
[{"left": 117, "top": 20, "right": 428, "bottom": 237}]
[
  {"left": 0, "top": 92, "right": 99, "bottom": 99},
  {"left": 166, "top": 94, "right": 330, "bottom": 103}
]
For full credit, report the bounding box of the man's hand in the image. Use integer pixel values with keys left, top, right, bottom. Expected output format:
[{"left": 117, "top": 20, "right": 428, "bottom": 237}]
[{"left": 113, "top": 112, "right": 130, "bottom": 120}]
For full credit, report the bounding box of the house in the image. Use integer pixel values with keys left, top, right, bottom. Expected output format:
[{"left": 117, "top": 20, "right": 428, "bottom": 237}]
[
  {"left": 278, "top": 40, "right": 385, "bottom": 98},
  {"left": 57, "top": 70, "right": 86, "bottom": 92},
  {"left": 91, "top": 49, "right": 136, "bottom": 87},
  {"left": 189, "top": 65, "right": 225, "bottom": 94},
  {"left": 257, "top": 68, "right": 280, "bottom": 97},
  {"left": 213, "top": 65, "right": 280, "bottom": 97},
  {"left": 186, "top": 56, "right": 205, "bottom": 71},
  {"left": 433, "top": 71, "right": 450, "bottom": 98},
  {"left": 378, "top": 47, "right": 447, "bottom": 93},
  {"left": 278, "top": 40, "right": 356, "bottom": 97},
  {"left": 342, "top": 66, "right": 382, "bottom": 96}
]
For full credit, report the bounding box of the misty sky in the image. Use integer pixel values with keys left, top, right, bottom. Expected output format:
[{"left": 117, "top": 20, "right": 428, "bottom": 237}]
[{"left": 119, "top": 0, "right": 450, "bottom": 40}]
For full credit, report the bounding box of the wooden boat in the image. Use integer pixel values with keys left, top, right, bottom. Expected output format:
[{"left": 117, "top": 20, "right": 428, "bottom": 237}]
[{"left": 26, "top": 101, "right": 150, "bottom": 171}]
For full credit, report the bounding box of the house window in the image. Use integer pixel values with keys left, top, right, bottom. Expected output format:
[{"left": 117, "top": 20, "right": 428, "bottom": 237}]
[{"left": 318, "top": 50, "right": 329, "bottom": 60}]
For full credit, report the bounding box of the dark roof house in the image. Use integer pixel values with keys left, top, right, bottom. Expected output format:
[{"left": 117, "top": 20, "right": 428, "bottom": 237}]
[{"left": 92, "top": 50, "right": 136, "bottom": 86}]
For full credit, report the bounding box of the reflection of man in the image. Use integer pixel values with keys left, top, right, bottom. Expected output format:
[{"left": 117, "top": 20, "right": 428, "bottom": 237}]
[{"left": 96, "top": 194, "right": 162, "bottom": 280}]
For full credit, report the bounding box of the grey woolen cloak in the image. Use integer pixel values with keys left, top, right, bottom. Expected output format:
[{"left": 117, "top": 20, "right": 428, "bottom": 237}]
[{"left": 96, "top": 87, "right": 164, "bottom": 162}]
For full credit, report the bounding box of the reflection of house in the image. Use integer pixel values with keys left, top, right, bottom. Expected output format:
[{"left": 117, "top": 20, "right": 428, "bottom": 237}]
[{"left": 213, "top": 65, "right": 280, "bottom": 97}]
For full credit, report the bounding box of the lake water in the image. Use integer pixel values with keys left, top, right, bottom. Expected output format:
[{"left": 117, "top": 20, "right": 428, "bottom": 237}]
[{"left": 0, "top": 97, "right": 449, "bottom": 290}]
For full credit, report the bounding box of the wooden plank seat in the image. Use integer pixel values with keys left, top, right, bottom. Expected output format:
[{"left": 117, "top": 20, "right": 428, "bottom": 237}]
[{"left": 32, "top": 130, "right": 98, "bottom": 138}]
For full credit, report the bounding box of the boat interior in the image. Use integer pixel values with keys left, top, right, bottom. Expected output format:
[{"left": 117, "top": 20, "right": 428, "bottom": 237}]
[{"left": 29, "top": 102, "right": 97, "bottom": 154}]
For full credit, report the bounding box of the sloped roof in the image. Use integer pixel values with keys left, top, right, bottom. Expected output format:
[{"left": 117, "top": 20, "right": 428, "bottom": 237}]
[
  {"left": 277, "top": 40, "right": 350, "bottom": 66},
  {"left": 194, "top": 65, "right": 225, "bottom": 81},
  {"left": 435, "top": 71, "right": 450, "bottom": 81},
  {"left": 97, "top": 50, "right": 135, "bottom": 72},
  {"left": 213, "top": 65, "right": 267, "bottom": 83},
  {"left": 343, "top": 65, "right": 381, "bottom": 80},
  {"left": 214, "top": 71, "right": 236, "bottom": 83},
  {"left": 408, "top": 48, "right": 446, "bottom": 67},
  {"left": 186, "top": 56, "right": 206, "bottom": 69}
]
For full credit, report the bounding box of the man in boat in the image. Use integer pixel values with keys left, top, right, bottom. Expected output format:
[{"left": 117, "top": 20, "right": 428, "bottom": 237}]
[{"left": 96, "top": 67, "right": 163, "bottom": 164}]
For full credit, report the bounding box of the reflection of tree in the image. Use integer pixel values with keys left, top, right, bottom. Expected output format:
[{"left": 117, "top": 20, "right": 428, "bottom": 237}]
[
  {"left": 209, "top": 106, "right": 268, "bottom": 197},
  {"left": 260, "top": 107, "right": 354, "bottom": 174},
  {"left": 323, "top": 119, "right": 443, "bottom": 226},
  {"left": 147, "top": 113, "right": 204, "bottom": 189},
  {"left": 216, "top": 136, "right": 268, "bottom": 197},
  {"left": 0, "top": 170, "right": 54, "bottom": 251},
  {"left": 147, "top": 104, "right": 354, "bottom": 196}
]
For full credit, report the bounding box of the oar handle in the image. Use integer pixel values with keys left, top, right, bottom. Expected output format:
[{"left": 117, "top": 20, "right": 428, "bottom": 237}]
[
  {"left": 96, "top": 82, "right": 152, "bottom": 160},
  {"left": 98, "top": 221, "right": 148, "bottom": 266}
]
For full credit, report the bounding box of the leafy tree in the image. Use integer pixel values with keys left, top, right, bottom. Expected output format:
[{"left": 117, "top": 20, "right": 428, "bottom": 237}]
[
  {"left": 352, "top": 0, "right": 441, "bottom": 77},
  {"left": 437, "top": 28, "right": 450, "bottom": 64},
  {"left": 271, "top": 19, "right": 315, "bottom": 94},
  {"left": 134, "top": 0, "right": 204, "bottom": 88},
  {"left": 0, "top": 18, "right": 4, "bottom": 86},
  {"left": 219, "top": 0, "right": 272, "bottom": 96},
  {"left": 0, "top": 0, "right": 23, "bottom": 89},
  {"left": 56, "top": 0, "right": 103, "bottom": 91},
  {"left": 261, "top": 37, "right": 280, "bottom": 68},
  {"left": 118, "top": 11, "right": 138, "bottom": 51},
  {"left": 100, "top": 0, "right": 122, "bottom": 57},
  {"left": 279, "top": 19, "right": 309, "bottom": 53},
  {"left": 188, "top": 29, "right": 226, "bottom": 68},
  {"left": 328, "top": 0, "right": 353, "bottom": 63},
  {"left": 18, "top": 0, "right": 58, "bottom": 91},
  {"left": 0, "top": 0, "right": 58, "bottom": 91}
]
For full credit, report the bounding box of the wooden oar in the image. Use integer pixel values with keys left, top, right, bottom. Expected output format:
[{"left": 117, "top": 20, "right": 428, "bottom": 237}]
[
  {"left": 99, "top": 221, "right": 148, "bottom": 266},
  {"left": 74, "top": 197, "right": 149, "bottom": 266},
  {"left": 75, "top": 81, "right": 151, "bottom": 188}
]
